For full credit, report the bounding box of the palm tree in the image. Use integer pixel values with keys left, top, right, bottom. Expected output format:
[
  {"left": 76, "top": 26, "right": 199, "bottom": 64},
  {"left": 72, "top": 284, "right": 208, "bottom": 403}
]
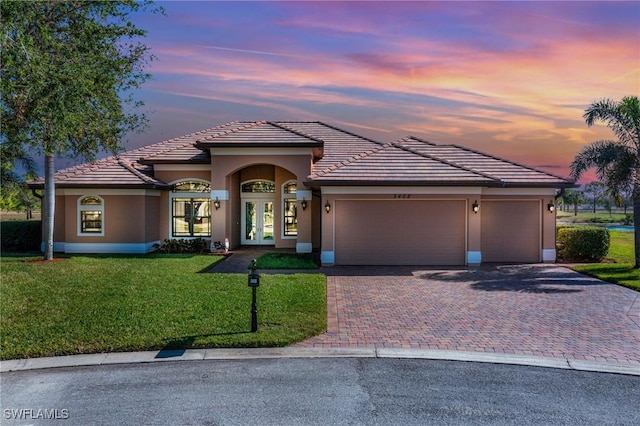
[{"left": 570, "top": 96, "right": 640, "bottom": 268}]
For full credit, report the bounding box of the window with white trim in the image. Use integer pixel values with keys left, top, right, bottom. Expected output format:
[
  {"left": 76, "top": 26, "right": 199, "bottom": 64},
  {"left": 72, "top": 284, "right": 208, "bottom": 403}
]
[
  {"left": 282, "top": 181, "right": 297, "bottom": 237},
  {"left": 78, "top": 195, "right": 104, "bottom": 235},
  {"left": 170, "top": 180, "right": 211, "bottom": 238}
]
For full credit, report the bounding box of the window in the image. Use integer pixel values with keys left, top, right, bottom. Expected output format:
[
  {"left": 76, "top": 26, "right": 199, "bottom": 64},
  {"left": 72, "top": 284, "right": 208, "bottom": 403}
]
[
  {"left": 170, "top": 180, "right": 211, "bottom": 238},
  {"left": 78, "top": 196, "right": 104, "bottom": 235},
  {"left": 242, "top": 180, "right": 275, "bottom": 193},
  {"left": 172, "top": 198, "right": 211, "bottom": 237},
  {"left": 282, "top": 181, "right": 297, "bottom": 237},
  {"left": 173, "top": 181, "right": 211, "bottom": 193}
]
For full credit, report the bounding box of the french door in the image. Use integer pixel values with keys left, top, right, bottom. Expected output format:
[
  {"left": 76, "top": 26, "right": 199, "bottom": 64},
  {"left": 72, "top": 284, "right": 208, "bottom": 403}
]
[{"left": 241, "top": 199, "right": 275, "bottom": 245}]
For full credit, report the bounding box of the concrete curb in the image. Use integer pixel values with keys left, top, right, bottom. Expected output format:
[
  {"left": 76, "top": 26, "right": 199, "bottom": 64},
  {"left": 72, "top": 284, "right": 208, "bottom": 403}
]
[{"left": 2, "top": 347, "right": 639, "bottom": 376}]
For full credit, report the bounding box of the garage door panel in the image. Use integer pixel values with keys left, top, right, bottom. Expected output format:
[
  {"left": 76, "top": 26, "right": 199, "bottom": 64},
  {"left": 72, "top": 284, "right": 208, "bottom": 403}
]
[
  {"left": 481, "top": 200, "right": 540, "bottom": 263},
  {"left": 335, "top": 200, "right": 465, "bottom": 265}
]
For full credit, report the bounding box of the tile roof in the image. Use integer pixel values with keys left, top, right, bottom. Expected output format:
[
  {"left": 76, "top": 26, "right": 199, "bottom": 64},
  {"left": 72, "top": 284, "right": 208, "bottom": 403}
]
[
  {"left": 28, "top": 122, "right": 245, "bottom": 188},
  {"left": 28, "top": 121, "right": 574, "bottom": 189},
  {"left": 193, "top": 121, "right": 324, "bottom": 149},
  {"left": 276, "top": 122, "right": 384, "bottom": 171},
  {"left": 395, "top": 136, "right": 571, "bottom": 186},
  {"left": 307, "top": 143, "right": 496, "bottom": 185},
  {"left": 29, "top": 156, "right": 167, "bottom": 188}
]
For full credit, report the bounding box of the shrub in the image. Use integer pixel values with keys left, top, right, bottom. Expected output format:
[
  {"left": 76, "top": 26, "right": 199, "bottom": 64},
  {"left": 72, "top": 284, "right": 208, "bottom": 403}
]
[
  {"left": 622, "top": 214, "right": 633, "bottom": 226},
  {"left": 152, "top": 238, "right": 209, "bottom": 254},
  {"left": 0, "top": 221, "right": 42, "bottom": 252},
  {"left": 556, "top": 226, "right": 610, "bottom": 262}
]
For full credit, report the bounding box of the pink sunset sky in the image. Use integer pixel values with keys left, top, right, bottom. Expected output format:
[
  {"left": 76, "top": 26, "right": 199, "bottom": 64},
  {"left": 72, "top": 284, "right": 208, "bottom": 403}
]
[{"left": 124, "top": 1, "right": 639, "bottom": 181}]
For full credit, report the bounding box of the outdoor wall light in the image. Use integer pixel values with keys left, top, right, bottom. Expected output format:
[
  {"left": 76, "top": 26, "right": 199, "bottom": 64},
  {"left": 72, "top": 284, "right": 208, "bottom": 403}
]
[
  {"left": 325, "top": 200, "right": 331, "bottom": 214},
  {"left": 301, "top": 198, "right": 307, "bottom": 211},
  {"left": 214, "top": 197, "right": 221, "bottom": 210},
  {"left": 547, "top": 200, "right": 555, "bottom": 213},
  {"left": 472, "top": 200, "right": 479, "bottom": 214}
]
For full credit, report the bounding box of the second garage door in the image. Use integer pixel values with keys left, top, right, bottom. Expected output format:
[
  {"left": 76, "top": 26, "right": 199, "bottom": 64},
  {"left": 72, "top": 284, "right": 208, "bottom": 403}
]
[
  {"left": 334, "top": 199, "right": 466, "bottom": 265},
  {"left": 481, "top": 200, "right": 540, "bottom": 263}
]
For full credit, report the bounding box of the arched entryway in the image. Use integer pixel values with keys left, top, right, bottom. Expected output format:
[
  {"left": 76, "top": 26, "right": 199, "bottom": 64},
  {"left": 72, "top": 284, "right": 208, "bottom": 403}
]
[{"left": 240, "top": 180, "right": 275, "bottom": 245}]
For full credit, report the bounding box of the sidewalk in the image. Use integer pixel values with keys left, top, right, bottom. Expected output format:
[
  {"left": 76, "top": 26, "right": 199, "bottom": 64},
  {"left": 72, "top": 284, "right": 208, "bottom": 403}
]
[{"left": 3, "top": 346, "right": 639, "bottom": 376}]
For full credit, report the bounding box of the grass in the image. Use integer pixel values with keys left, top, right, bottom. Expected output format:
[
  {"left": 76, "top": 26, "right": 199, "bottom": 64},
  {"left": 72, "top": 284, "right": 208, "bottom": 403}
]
[
  {"left": 0, "top": 254, "right": 326, "bottom": 360},
  {"left": 557, "top": 210, "right": 632, "bottom": 224},
  {"left": 256, "top": 252, "right": 318, "bottom": 269},
  {"left": 570, "top": 230, "right": 639, "bottom": 291}
]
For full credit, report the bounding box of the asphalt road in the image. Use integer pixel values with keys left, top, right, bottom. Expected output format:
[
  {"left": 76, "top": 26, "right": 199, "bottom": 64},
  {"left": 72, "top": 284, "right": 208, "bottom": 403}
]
[{"left": 2, "top": 358, "right": 639, "bottom": 425}]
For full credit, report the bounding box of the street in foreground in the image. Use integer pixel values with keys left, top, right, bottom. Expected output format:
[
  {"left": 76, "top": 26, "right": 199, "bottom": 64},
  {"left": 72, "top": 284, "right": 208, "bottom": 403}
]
[{"left": 2, "top": 358, "right": 639, "bottom": 425}]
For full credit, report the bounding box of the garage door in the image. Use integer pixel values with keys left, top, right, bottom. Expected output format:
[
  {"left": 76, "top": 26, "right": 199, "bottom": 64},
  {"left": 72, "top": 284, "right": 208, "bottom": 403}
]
[
  {"left": 334, "top": 200, "right": 466, "bottom": 265},
  {"left": 481, "top": 200, "right": 540, "bottom": 263}
]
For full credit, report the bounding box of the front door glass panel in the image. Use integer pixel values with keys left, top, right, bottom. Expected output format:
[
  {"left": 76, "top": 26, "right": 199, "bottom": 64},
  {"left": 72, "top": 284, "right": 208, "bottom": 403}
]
[
  {"left": 244, "top": 201, "right": 258, "bottom": 243},
  {"left": 262, "top": 202, "right": 274, "bottom": 241},
  {"left": 242, "top": 199, "right": 274, "bottom": 245}
]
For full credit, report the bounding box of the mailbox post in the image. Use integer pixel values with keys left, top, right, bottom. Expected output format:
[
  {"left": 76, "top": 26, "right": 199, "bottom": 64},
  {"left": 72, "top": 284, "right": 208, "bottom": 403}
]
[{"left": 247, "top": 259, "right": 260, "bottom": 332}]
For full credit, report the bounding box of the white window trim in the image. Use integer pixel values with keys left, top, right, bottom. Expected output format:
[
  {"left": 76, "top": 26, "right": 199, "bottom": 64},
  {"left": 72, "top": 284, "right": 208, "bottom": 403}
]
[
  {"left": 168, "top": 179, "right": 212, "bottom": 239},
  {"left": 77, "top": 195, "right": 105, "bottom": 236},
  {"left": 281, "top": 180, "right": 297, "bottom": 239}
]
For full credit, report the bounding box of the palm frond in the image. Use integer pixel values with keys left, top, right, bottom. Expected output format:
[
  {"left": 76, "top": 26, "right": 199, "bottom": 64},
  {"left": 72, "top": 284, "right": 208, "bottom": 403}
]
[
  {"left": 570, "top": 139, "right": 637, "bottom": 186},
  {"left": 583, "top": 96, "right": 640, "bottom": 148}
]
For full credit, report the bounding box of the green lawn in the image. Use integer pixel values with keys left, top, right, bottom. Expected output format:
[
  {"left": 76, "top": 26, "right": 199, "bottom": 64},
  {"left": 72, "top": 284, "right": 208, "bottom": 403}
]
[
  {"left": 571, "top": 230, "right": 639, "bottom": 291},
  {"left": 557, "top": 210, "right": 632, "bottom": 224},
  {"left": 0, "top": 254, "right": 326, "bottom": 360},
  {"left": 256, "top": 252, "right": 318, "bottom": 269}
]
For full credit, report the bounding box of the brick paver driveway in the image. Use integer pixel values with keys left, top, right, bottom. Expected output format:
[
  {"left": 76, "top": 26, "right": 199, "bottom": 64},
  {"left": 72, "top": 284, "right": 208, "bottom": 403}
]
[{"left": 298, "top": 264, "right": 640, "bottom": 366}]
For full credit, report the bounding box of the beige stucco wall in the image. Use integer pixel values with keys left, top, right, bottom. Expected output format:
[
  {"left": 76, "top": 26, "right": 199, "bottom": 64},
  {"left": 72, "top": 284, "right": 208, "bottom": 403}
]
[
  {"left": 145, "top": 195, "right": 160, "bottom": 242},
  {"left": 64, "top": 195, "right": 143, "bottom": 243},
  {"left": 57, "top": 192, "right": 161, "bottom": 246},
  {"left": 158, "top": 191, "right": 170, "bottom": 241},
  {"left": 210, "top": 152, "right": 314, "bottom": 250},
  {"left": 53, "top": 194, "right": 66, "bottom": 243},
  {"left": 154, "top": 170, "right": 211, "bottom": 185}
]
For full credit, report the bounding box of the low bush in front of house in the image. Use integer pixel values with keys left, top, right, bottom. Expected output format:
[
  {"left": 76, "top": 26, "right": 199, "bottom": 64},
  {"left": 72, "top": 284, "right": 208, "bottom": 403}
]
[
  {"left": 557, "top": 226, "right": 610, "bottom": 262},
  {"left": 570, "top": 230, "right": 639, "bottom": 292},
  {"left": 0, "top": 254, "right": 327, "bottom": 360},
  {"left": 153, "top": 238, "right": 209, "bottom": 253},
  {"left": 0, "top": 220, "right": 41, "bottom": 253}
]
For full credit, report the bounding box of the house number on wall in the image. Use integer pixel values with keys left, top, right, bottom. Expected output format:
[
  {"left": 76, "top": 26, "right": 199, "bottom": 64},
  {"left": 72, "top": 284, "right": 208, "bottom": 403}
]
[{"left": 393, "top": 194, "right": 411, "bottom": 199}]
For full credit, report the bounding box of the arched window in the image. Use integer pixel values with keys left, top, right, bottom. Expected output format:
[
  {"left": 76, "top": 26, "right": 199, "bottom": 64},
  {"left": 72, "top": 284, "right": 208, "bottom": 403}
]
[
  {"left": 242, "top": 180, "right": 275, "bottom": 193},
  {"left": 78, "top": 195, "right": 104, "bottom": 236},
  {"left": 173, "top": 181, "right": 211, "bottom": 192},
  {"left": 170, "top": 180, "right": 211, "bottom": 238},
  {"left": 282, "top": 181, "right": 297, "bottom": 237}
]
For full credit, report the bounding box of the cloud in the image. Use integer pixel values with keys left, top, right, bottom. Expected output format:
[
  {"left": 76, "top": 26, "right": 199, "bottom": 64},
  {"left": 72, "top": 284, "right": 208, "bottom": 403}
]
[{"left": 133, "top": 1, "right": 638, "bottom": 179}]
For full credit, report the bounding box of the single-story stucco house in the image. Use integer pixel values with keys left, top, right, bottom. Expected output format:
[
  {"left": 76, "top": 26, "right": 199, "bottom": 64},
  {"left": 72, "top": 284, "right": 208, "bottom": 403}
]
[{"left": 29, "top": 121, "right": 574, "bottom": 266}]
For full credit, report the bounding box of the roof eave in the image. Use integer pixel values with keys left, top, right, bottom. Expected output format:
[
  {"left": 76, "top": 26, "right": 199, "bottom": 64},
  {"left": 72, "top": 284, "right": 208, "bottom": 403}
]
[
  {"left": 195, "top": 142, "right": 323, "bottom": 150},
  {"left": 26, "top": 182, "right": 170, "bottom": 190},
  {"left": 304, "top": 180, "right": 576, "bottom": 188},
  {"left": 304, "top": 180, "right": 495, "bottom": 187},
  {"left": 137, "top": 159, "right": 211, "bottom": 165}
]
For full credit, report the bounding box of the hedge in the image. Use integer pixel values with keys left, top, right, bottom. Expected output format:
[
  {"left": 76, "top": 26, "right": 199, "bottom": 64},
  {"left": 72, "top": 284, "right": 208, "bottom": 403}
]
[
  {"left": 1, "top": 221, "right": 42, "bottom": 253},
  {"left": 556, "top": 226, "right": 610, "bottom": 262},
  {"left": 152, "top": 238, "right": 209, "bottom": 254}
]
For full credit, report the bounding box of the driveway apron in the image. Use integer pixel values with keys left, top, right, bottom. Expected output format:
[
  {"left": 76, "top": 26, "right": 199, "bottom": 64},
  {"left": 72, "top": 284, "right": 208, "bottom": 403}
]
[{"left": 297, "top": 264, "right": 640, "bottom": 366}]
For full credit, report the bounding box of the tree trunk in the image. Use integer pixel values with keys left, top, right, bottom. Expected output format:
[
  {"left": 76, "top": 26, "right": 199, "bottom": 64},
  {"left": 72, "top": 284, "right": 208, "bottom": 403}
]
[
  {"left": 44, "top": 154, "right": 55, "bottom": 260},
  {"left": 633, "top": 183, "right": 640, "bottom": 269}
]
